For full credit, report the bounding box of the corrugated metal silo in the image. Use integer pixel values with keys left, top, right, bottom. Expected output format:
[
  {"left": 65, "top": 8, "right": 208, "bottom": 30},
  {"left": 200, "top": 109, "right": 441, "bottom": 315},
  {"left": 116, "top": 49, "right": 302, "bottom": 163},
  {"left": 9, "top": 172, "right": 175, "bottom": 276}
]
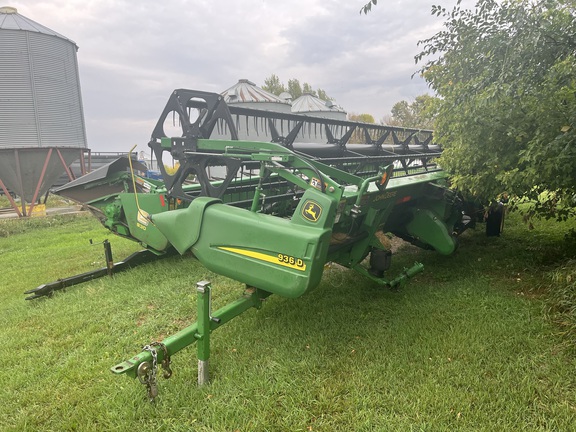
[{"left": 0, "top": 6, "right": 88, "bottom": 216}]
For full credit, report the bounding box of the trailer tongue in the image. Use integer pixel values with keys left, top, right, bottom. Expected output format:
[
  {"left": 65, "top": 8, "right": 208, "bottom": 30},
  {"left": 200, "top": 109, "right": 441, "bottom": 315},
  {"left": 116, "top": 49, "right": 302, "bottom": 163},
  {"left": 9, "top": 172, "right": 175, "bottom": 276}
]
[{"left": 38, "top": 89, "right": 477, "bottom": 400}]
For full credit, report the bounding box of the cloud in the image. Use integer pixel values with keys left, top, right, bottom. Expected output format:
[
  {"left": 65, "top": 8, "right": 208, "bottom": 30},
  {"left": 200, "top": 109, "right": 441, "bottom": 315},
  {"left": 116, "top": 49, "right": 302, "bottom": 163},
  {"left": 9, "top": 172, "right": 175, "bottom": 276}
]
[{"left": 8, "top": 0, "right": 465, "bottom": 151}]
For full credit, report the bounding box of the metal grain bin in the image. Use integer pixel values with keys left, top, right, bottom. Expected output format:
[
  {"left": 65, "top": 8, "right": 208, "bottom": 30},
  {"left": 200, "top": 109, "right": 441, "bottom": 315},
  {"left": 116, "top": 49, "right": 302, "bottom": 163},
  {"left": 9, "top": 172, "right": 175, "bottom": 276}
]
[
  {"left": 291, "top": 93, "right": 347, "bottom": 143},
  {"left": 0, "top": 6, "right": 87, "bottom": 215},
  {"left": 291, "top": 92, "right": 347, "bottom": 120}
]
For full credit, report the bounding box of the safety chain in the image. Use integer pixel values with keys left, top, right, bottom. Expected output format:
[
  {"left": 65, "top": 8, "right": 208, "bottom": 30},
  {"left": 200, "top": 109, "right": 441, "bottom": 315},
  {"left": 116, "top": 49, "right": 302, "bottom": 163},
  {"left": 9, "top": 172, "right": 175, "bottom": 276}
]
[
  {"left": 136, "top": 342, "right": 172, "bottom": 402},
  {"left": 153, "top": 341, "right": 173, "bottom": 379},
  {"left": 138, "top": 345, "right": 158, "bottom": 402}
]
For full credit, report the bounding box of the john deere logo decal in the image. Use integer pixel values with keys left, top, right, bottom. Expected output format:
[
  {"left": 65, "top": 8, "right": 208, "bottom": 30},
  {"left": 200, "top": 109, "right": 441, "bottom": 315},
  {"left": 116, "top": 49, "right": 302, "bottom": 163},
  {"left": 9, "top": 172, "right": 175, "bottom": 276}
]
[{"left": 302, "top": 200, "right": 322, "bottom": 222}]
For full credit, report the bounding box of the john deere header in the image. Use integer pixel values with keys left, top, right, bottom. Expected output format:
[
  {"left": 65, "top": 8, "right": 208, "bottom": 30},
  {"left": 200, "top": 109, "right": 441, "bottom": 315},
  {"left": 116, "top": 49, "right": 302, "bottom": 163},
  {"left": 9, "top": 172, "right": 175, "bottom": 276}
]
[{"left": 37, "top": 89, "right": 482, "bottom": 401}]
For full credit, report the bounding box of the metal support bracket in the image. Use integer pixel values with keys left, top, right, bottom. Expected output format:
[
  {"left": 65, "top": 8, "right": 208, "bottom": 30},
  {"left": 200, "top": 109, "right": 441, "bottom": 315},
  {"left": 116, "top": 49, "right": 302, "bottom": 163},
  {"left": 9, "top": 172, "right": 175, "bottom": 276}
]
[{"left": 353, "top": 261, "right": 424, "bottom": 288}]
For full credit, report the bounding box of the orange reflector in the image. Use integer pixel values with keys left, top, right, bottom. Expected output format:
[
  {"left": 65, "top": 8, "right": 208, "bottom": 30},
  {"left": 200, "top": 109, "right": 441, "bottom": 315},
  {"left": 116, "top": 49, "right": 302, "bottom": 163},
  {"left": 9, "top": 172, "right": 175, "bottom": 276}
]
[
  {"left": 396, "top": 196, "right": 412, "bottom": 204},
  {"left": 380, "top": 172, "right": 388, "bottom": 185}
]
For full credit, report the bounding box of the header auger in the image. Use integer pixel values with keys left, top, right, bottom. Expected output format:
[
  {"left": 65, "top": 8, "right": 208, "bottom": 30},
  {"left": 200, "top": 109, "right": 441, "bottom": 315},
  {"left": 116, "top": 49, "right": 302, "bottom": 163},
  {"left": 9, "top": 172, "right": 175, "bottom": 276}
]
[{"left": 30, "top": 89, "right": 484, "bottom": 400}]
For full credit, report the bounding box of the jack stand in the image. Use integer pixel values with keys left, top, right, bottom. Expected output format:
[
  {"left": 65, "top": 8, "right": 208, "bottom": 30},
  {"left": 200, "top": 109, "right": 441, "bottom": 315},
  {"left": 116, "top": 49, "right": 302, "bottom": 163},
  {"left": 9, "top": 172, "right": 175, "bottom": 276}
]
[
  {"left": 103, "top": 239, "right": 114, "bottom": 276},
  {"left": 196, "top": 280, "right": 211, "bottom": 386}
]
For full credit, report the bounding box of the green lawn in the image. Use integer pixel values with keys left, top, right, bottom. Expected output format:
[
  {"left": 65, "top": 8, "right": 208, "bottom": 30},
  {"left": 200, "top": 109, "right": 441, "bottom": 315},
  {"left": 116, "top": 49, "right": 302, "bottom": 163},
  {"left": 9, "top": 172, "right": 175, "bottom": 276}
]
[{"left": 1, "top": 211, "right": 575, "bottom": 431}]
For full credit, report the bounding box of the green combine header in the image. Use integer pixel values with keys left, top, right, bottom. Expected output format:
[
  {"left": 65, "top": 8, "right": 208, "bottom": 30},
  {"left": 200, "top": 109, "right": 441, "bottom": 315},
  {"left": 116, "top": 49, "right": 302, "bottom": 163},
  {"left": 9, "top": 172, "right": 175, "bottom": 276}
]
[{"left": 29, "top": 89, "right": 485, "bottom": 401}]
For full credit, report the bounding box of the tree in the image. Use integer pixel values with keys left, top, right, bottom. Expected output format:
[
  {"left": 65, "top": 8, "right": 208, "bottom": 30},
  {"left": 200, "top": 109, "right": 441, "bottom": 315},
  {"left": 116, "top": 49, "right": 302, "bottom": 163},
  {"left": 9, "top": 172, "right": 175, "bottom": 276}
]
[
  {"left": 287, "top": 79, "right": 303, "bottom": 99},
  {"left": 416, "top": 0, "right": 576, "bottom": 221},
  {"left": 262, "top": 74, "right": 287, "bottom": 96},
  {"left": 302, "top": 82, "right": 316, "bottom": 97},
  {"left": 262, "top": 74, "right": 333, "bottom": 101},
  {"left": 317, "top": 88, "right": 331, "bottom": 102},
  {"left": 387, "top": 94, "right": 439, "bottom": 129},
  {"left": 348, "top": 113, "right": 376, "bottom": 143},
  {"left": 348, "top": 113, "right": 375, "bottom": 124},
  {"left": 360, "top": 0, "right": 378, "bottom": 15}
]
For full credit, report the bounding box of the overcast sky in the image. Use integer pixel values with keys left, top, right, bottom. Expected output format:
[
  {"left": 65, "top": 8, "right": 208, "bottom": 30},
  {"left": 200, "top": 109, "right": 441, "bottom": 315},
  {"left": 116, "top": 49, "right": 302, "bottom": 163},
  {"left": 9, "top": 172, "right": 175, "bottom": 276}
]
[{"left": 10, "top": 0, "right": 465, "bottom": 153}]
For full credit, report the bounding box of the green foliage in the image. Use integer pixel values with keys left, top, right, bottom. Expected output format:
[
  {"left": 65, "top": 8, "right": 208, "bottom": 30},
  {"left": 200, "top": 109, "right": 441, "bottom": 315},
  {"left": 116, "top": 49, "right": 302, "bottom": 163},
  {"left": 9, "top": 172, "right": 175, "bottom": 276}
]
[
  {"left": 262, "top": 73, "right": 286, "bottom": 96},
  {"left": 360, "top": 0, "right": 378, "bottom": 15},
  {"left": 416, "top": 0, "right": 576, "bottom": 221},
  {"left": 261, "top": 74, "right": 332, "bottom": 101},
  {"left": 388, "top": 94, "right": 440, "bottom": 129},
  {"left": 348, "top": 113, "right": 375, "bottom": 124},
  {"left": 348, "top": 113, "right": 376, "bottom": 143},
  {"left": 287, "top": 78, "right": 303, "bottom": 99},
  {"left": 302, "top": 82, "right": 315, "bottom": 95},
  {"left": 317, "top": 88, "right": 331, "bottom": 101}
]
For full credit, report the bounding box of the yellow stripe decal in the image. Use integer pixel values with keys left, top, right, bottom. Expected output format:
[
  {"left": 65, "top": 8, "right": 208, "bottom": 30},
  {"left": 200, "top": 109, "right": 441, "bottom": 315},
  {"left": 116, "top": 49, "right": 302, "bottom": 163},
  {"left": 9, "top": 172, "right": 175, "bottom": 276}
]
[{"left": 218, "top": 247, "right": 307, "bottom": 271}]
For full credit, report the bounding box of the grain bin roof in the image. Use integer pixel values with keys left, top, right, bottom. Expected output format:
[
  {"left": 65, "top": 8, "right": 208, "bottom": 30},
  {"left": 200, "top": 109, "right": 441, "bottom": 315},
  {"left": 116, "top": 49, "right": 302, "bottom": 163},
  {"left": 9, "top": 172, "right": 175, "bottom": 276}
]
[
  {"left": 221, "top": 79, "right": 291, "bottom": 105},
  {"left": 291, "top": 93, "right": 345, "bottom": 114},
  {"left": 0, "top": 6, "right": 77, "bottom": 46}
]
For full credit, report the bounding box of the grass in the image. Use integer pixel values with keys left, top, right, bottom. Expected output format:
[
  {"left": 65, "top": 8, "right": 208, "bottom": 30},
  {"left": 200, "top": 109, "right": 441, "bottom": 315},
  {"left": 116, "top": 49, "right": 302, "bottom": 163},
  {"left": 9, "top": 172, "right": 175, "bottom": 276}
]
[
  {"left": 1, "top": 211, "right": 576, "bottom": 431},
  {"left": 0, "top": 194, "right": 77, "bottom": 210},
  {"left": 545, "top": 259, "right": 576, "bottom": 341}
]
